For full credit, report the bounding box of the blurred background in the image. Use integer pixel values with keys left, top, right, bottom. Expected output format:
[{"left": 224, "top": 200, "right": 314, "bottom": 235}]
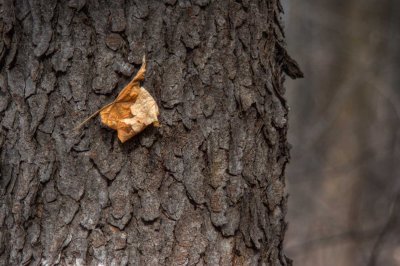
[{"left": 282, "top": 0, "right": 400, "bottom": 265}]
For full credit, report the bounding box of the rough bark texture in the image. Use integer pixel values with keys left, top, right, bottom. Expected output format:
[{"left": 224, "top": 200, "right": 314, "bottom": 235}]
[{"left": 0, "top": 0, "right": 300, "bottom": 265}]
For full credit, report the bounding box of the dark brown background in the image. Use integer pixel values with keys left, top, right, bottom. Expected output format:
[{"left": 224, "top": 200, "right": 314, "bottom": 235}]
[{"left": 283, "top": 0, "right": 400, "bottom": 265}]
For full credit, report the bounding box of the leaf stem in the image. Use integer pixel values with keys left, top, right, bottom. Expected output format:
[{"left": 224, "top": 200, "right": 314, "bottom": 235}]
[{"left": 73, "top": 101, "right": 114, "bottom": 131}]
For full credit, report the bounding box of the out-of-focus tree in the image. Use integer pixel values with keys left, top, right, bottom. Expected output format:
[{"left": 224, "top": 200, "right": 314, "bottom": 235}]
[{"left": 283, "top": 0, "right": 400, "bottom": 265}]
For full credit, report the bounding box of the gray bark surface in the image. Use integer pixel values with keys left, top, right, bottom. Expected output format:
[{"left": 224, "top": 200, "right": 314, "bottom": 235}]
[{"left": 0, "top": 0, "right": 301, "bottom": 265}]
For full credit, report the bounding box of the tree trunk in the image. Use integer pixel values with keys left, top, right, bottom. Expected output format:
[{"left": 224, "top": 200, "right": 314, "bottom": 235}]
[{"left": 0, "top": 0, "right": 301, "bottom": 265}]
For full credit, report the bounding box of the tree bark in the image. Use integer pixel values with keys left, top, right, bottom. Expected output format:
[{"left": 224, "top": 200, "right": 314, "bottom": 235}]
[{"left": 0, "top": 0, "right": 300, "bottom": 265}]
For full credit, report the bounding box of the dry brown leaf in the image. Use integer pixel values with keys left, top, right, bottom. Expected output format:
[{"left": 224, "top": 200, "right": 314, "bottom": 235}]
[{"left": 75, "top": 56, "right": 159, "bottom": 143}]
